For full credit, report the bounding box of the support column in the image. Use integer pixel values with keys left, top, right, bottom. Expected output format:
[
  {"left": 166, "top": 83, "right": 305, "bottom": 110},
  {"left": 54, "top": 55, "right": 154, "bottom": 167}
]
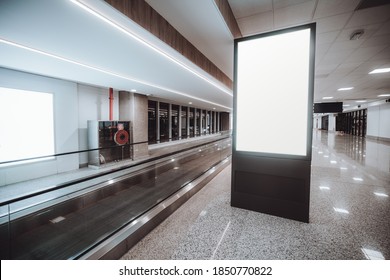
[
  {"left": 178, "top": 105, "right": 182, "bottom": 139},
  {"left": 157, "top": 101, "right": 160, "bottom": 143},
  {"left": 168, "top": 103, "right": 172, "bottom": 141},
  {"left": 119, "top": 91, "right": 149, "bottom": 159},
  {"left": 187, "top": 107, "right": 190, "bottom": 137}
]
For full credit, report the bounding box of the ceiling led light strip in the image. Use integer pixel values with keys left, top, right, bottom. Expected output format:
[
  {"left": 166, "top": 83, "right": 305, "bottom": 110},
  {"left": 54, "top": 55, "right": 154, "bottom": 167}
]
[
  {"left": 70, "top": 0, "right": 233, "bottom": 97},
  {"left": 0, "top": 38, "right": 230, "bottom": 110}
]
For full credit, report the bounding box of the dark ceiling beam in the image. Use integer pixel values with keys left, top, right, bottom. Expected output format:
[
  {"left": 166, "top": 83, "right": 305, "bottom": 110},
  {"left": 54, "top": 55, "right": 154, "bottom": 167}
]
[{"left": 214, "top": 0, "right": 242, "bottom": 39}]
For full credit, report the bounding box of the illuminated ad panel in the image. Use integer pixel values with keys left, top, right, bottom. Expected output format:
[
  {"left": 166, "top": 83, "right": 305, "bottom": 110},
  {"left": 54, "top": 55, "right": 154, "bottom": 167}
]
[{"left": 235, "top": 25, "right": 315, "bottom": 157}]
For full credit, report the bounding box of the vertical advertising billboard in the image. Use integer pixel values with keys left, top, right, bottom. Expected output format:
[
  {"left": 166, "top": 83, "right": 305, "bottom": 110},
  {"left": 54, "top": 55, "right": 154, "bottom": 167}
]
[
  {"left": 232, "top": 24, "right": 315, "bottom": 222},
  {"left": 235, "top": 25, "right": 315, "bottom": 158}
]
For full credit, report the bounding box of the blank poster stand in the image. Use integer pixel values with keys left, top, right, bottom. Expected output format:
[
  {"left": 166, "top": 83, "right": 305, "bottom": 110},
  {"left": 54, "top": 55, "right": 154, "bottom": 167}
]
[{"left": 231, "top": 24, "right": 316, "bottom": 223}]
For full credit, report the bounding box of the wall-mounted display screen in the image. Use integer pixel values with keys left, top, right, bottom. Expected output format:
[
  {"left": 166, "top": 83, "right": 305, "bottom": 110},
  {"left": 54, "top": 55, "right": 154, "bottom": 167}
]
[
  {"left": 314, "top": 102, "right": 343, "bottom": 113},
  {"left": 235, "top": 27, "right": 313, "bottom": 156}
]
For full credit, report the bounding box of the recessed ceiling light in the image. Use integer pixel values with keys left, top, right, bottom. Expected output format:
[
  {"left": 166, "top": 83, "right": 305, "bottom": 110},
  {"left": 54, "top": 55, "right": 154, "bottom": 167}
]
[
  {"left": 343, "top": 104, "right": 350, "bottom": 107},
  {"left": 188, "top": 102, "right": 192, "bottom": 105},
  {"left": 323, "top": 96, "right": 333, "bottom": 99},
  {"left": 356, "top": 100, "right": 366, "bottom": 103},
  {"left": 369, "top": 68, "right": 390, "bottom": 74},
  {"left": 378, "top": 94, "right": 390, "bottom": 97},
  {"left": 338, "top": 87, "right": 354, "bottom": 91}
]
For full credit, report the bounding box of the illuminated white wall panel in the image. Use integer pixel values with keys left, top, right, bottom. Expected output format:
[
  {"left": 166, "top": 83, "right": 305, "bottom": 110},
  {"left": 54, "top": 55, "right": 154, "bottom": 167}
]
[
  {"left": 0, "top": 87, "right": 54, "bottom": 162},
  {"left": 236, "top": 28, "right": 312, "bottom": 156}
]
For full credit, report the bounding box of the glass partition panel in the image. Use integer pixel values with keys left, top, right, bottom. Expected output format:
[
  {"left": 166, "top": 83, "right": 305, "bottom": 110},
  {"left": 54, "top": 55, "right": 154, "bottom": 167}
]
[
  {"left": 195, "top": 109, "right": 200, "bottom": 136},
  {"left": 201, "top": 110, "right": 206, "bottom": 135},
  {"left": 159, "top": 102, "right": 169, "bottom": 143},
  {"left": 189, "top": 107, "right": 195, "bottom": 138},
  {"left": 171, "top": 104, "right": 179, "bottom": 140},
  {"left": 181, "top": 106, "right": 188, "bottom": 139},
  {"left": 148, "top": 100, "right": 157, "bottom": 143}
]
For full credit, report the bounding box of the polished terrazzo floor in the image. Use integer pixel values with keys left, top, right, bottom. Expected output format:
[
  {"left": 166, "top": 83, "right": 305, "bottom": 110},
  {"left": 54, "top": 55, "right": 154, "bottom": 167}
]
[{"left": 121, "top": 131, "right": 390, "bottom": 260}]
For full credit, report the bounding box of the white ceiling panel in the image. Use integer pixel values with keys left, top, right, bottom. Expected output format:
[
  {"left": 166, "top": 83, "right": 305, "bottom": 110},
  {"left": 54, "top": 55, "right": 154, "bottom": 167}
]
[
  {"left": 316, "top": 12, "right": 352, "bottom": 34},
  {"left": 237, "top": 11, "right": 274, "bottom": 36},
  {"left": 314, "top": 0, "right": 360, "bottom": 19},
  {"left": 345, "top": 46, "right": 388, "bottom": 63},
  {"left": 371, "top": 46, "right": 390, "bottom": 59},
  {"left": 273, "top": 0, "right": 316, "bottom": 29},
  {"left": 316, "top": 30, "right": 340, "bottom": 45},
  {"left": 273, "top": 0, "right": 312, "bottom": 10},
  {"left": 346, "top": 5, "right": 390, "bottom": 28},
  {"left": 374, "top": 21, "right": 390, "bottom": 36},
  {"left": 327, "top": 40, "right": 365, "bottom": 52},
  {"left": 228, "top": 0, "right": 272, "bottom": 19},
  {"left": 319, "top": 49, "right": 355, "bottom": 65},
  {"left": 361, "top": 34, "right": 390, "bottom": 48}
]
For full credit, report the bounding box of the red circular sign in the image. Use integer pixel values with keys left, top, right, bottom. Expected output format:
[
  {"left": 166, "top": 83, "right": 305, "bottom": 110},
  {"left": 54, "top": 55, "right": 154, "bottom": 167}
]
[{"left": 114, "top": 130, "right": 129, "bottom": 145}]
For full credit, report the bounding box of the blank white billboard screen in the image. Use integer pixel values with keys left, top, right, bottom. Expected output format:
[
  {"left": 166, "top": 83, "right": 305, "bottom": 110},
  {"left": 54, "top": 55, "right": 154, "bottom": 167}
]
[
  {"left": 0, "top": 87, "right": 54, "bottom": 163},
  {"left": 236, "top": 28, "right": 311, "bottom": 156}
]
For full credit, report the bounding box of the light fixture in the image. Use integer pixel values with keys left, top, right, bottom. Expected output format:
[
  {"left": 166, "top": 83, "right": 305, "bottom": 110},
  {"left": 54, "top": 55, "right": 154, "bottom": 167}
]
[
  {"left": 369, "top": 68, "right": 390, "bottom": 74},
  {"left": 322, "top": 96, "right": 333, "bottom": 100},
  {"left": 343, "top": 104, "right": 350, "bottom": 107},
  {"left": 319, "top": 186, "right": 330, "bottom": 190},
  {"left": 338, "top": 87, "right": 354, "bottom": 91},
  {"left": 355, "top": 100, "right": 366, "bottom": 103},
  {"left": 69, "top": 0, "right": 233, "bottom": 97},
  {"left": 130, "top": 89, "right": 137, "bottom": 92},
  {"left": 188, "top": 102, "right": 193, "bottom": 105},
  {"left": 378, "top": 94, "right": 390, "bottom": 97},
  {"left": 353, "top": 177, "right": 363, "bottom": 181}
]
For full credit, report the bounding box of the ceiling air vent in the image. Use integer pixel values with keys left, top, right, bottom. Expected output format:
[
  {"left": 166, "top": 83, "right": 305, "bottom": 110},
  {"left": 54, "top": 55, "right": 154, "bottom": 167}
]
[{"left": 350, "top": 29, "right": 364, "bottom": 40}]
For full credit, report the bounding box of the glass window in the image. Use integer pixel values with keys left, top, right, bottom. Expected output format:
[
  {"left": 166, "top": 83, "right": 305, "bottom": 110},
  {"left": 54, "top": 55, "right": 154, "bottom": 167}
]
[
  {"left": 195, "top": 109, "right": 200, "bottom": 136},
  {"left": 159, "top": 102, "right": 169, "bottom": 142},
  {"left": 189, "top": 107, "right": 195, "bottom": 138},
  {"left": 148, "top": 100, "right": 157, "bottom": 143},
  {"left": 206, "top": 111, "right": 210, "bottom": 134},
  {"left": 171, "top": 104, "right": 179, "bottom": 141},
  {"left": 201, "top": 110, "right": 206, "bottom": 135},
  {"left": 181, "top": 106, "right": 188, "bottom": 139}
]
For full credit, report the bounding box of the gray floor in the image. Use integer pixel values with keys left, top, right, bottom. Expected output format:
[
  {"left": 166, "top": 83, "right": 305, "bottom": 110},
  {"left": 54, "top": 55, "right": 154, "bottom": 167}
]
[{"left": 121, "top": 130, "right": 390, "bottom": 260}]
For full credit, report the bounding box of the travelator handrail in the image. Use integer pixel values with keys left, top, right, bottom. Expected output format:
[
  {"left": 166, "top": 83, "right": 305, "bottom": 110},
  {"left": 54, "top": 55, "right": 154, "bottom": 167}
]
[{"left": 0, "top": 134, "right": 231, "bottom": 207}]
